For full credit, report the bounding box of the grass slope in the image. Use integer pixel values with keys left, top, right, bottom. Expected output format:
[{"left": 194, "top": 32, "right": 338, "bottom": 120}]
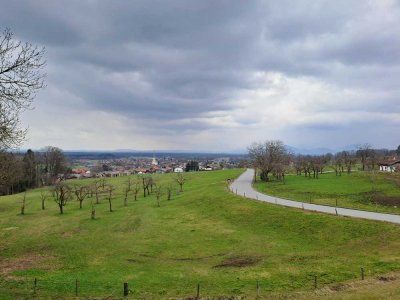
[
  {"left": 254, "top": 171, "right": 400, "bottom": 215},
  {"left": 0, "top": 169, "right": 400, "bottom": 299}
]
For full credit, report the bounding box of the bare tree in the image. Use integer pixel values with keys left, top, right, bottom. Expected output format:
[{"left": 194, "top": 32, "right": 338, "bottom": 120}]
[
  {"left": 357, "top": 144, "right": 373, "bottom": 171},
  {"left": 154, "top": 184, "right": 163, "bottom": 207},
  {"left": 132, "top": 179, "right": 141, "bottom": 201},
  {"left": 40, "top": 189, "right": 51, "bottom": 210},
  {"left": 0, "top": 28, "right": 46, "bottom": 150},
  {"left": 123, "top": 178, "right": 132, "bottom": 206},
  {"left": 141, "top": 176, "right": 147, "bottom": 197},
  {"left": 147, "top": 176, "right": 153, "bottom": 195},
  {"left": 165, "top": 182, "right": 174, "bottom": 200},
  {"left": 90, "top": 200, "right": 96, "bottom": 220},
  {"left": 339, "top": 151, "right": 357, "bottom": 174},
  {"left": 93, "top": 179, "right": 108, "bottom": 204},
  {"left": 20, "top": 192, "right": 26, "bottom": 215},
  {"left": 40, "top": 146, "right": 66, "bottom": 184},
  {"left": 106, "top": 184, "right": 116, "bottom": 212},
  {"left": 248, "top": 140, "right": 288, "bottom": 182},
  {"left": 53, "top": 183, "right": 71, "bottom": 214},
  {"left": 331, "top": 153, "right": 343, "bottom": 176},
  {"left": 175, "top": 173, "right": 186, "bottom": 192},
  {"left": 74, "top": 185, "right": 89, "bottom": 209},
  {"left": 141, "top": 176, "right": 152, "bottom": 197}
]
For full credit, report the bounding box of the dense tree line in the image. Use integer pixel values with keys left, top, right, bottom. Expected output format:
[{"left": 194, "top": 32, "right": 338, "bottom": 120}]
[
  {"left": 0, "top": 146, "right": 66, "bottom": 195},
  {"left": 249, "top": 140, "right": 399, "bottom": 183},
  {"left": 185, "top": 160, "right": 199, "bottom": 172}
]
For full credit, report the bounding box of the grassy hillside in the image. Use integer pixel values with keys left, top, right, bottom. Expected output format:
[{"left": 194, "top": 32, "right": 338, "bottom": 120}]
[
  {"left": 254, "top": 171, "right": 400, "bottom": 215},
  {"left": 1, "top": 169, "right": 400, "bottom": 299}
]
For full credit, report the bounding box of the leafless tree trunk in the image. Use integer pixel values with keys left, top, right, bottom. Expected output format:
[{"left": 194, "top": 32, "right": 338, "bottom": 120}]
[
  {"left": 40, "top": 189, "right": 50, "bottom": 210},
  {"left": 106, "top": 184, "right": 116, "bottom": 212},
  {"left": 91, "top": 201, "right": 96, "bottom": 220},
  {"left": 132, "top": 179, "right": 141, "bottom": 201},
  {"left": 176, "top": 173, "right": 186, "bottom": 192},
  {"left": 20, "top": 192, "right": 26, "bottom": 215},
  {"left": 165, "top": 183, "right": 174, "bottom": 200},
  {"left": 52, "top": 183, "right": 71, "bottom": 214},
  {"left": 74, "top": 185, "right": 89, "bottom": 209},
  {"left": 154, "top": 185, "right": 163, "bottom": 207}
]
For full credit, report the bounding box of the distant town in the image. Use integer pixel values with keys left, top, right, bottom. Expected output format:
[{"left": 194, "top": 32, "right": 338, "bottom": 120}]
[{"left": 65, "top": 152, "right": 247, "bottom": 180}]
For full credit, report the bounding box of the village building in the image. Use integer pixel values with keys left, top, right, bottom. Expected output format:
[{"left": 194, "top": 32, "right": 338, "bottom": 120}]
[{"left": 379, "top": 159, "right": 400, "bottom": 172}]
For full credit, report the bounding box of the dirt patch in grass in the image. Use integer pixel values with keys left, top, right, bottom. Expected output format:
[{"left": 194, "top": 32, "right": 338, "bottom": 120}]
[
  {"left": 373, "top": 196, "right": 400, "bottom": 207},
  {"left": 360, "top": 191, "right": 400, "bottom": 206},
  {"left": 213, "top": 256, "right": 261, "bottom": 268},
  {"left": 377, "top": 275, "right": 396, "bottom": 282},
  {"left": 173, "top": 253, "right": 225, "bottom": 261},
  {"left": 61, "top": 227, "right": 81, "bottom": 237},
  {"left": 0, "top": 254, "right": 58, "bottom": 279},
  {"left": 329, "top": 283, "right": 350, "bottom": 291}
]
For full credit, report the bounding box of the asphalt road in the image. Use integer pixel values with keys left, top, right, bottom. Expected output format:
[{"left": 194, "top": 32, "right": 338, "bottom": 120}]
[{"left": 230, "top": 169, "right": 400, "bottom": 224}]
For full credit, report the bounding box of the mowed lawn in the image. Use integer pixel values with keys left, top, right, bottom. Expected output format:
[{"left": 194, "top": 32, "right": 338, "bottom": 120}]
[
  {"left": 1, "top": 169, "right": 400, "bottom": 299},
  {"left": 254, "top": 171, "right": 400, "bottom": 215}
]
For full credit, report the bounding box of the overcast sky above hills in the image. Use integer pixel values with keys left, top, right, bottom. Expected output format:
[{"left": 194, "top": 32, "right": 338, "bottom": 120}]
[{"left": 2, "top": 0, "right": 399, "bottom": 152}]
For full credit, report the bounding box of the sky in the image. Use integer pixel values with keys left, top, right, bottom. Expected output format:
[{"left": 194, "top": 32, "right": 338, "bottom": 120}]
[{"left": 1, "top": 0, "right": 400, "bottom": 152}]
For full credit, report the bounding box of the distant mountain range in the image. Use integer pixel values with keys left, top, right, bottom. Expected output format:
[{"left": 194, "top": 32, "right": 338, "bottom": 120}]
[{"left": 16, "top": 144, "right": 379, "bottom": 158}]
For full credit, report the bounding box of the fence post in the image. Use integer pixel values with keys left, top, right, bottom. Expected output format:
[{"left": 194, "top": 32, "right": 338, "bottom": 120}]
[
  {"left": 75, "top": 279, "right": 79, "bottom": 296},
  {"left": 196, "top": 283, "right": 200, "bottom": 299},
  {"left": 314, "top": 275, "right": 317, "bottom": 289},
  {"left": 33, "top": 278, "right": 37, "bottom": 294},
  {"left": 124, "top": 282, "right": 129, "bottom": 296},
  {"left": 361, "top": 267, "right": 364, "bottom": 280},
  {"left": 256, "top": 280, "right": 260, "bottom": 297}
]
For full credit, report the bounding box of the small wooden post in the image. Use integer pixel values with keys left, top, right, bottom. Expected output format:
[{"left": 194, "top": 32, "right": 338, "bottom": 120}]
[
  {"left": 75, "top": 279, "right": 79, "bottom": 296},
  {"left": 335, "top": 199, "right": 338, "bottom": 207},
  {"left": 256, "top": 280, "right": 260, "bottom": 297},
  {"left": 124, "top": 282, "right": 129, "bottom": 296},
  {"left": 361, "top": 267, "right": 364, "bottom": 280},
  {"left": 91, "top": 205, "right": 96, "bottom": 220},
  {"left": 196, "top": 283, "right": 200, "bottom": 299},
  {"left": 335, "top": 208, "right": 338, "bottom": 216},
  {"left": 314, "top": 275, "right": 318, "bottom": 289},
  {"left": 33, "top": 278, "right": 37, "bottom": 294}
]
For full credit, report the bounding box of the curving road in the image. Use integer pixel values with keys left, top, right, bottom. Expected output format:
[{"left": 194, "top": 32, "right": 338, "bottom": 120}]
[{"left": 230, "top": 169, "right": 400, "bottom": 224}]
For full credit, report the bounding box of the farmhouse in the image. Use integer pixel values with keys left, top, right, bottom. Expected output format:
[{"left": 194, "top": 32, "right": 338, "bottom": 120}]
[{"left": 379, "top": 159, "right": 400, "bottom": 172}]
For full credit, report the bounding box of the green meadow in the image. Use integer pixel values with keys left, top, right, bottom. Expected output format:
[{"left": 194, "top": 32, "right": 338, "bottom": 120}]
[
  {"left": 1, "top": 169, "right": 400, "bottom": 299},
  {"left": 254, "top": 171, "right": 400, "bottom": 215}
]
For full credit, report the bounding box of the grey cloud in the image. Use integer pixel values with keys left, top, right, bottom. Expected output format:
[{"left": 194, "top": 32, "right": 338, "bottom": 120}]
[{"left": 1, "top": 0, "right": 400, "bottom": 149}]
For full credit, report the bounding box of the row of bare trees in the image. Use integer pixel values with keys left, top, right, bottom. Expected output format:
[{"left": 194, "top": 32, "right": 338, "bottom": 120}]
[
  {"left": 249, "top": 140, "right": 394, "bottom": 182},
  {"left": 21, "top": 173, "right": 187, "bottom": 216}
]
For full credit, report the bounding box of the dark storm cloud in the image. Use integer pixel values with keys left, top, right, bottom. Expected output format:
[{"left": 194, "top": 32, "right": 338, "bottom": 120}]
[{"left": 1, "top": 0, "right": 400, "bottom": 149}]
